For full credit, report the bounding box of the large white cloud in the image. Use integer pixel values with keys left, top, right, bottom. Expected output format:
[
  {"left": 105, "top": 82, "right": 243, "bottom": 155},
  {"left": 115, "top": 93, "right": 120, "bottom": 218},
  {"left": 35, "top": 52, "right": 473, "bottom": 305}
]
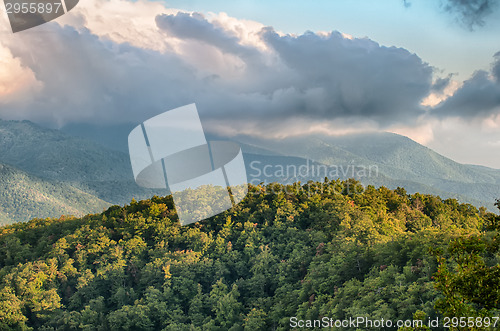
[
  {"left": 57, "top": 0, "right": 177, "bottom": 52},
  {"left": 0, "top": 44, "right": 42, "bottom": 106},
  {"left": 2, "top": 24, "right": 198, "bottom": 125}
]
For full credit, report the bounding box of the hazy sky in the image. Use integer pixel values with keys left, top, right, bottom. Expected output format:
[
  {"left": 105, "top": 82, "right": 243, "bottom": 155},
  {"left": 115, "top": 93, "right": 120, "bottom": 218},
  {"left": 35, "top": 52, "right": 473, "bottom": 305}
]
[{"left": 0, "top": 0, "right": 500, "bottom": 168}]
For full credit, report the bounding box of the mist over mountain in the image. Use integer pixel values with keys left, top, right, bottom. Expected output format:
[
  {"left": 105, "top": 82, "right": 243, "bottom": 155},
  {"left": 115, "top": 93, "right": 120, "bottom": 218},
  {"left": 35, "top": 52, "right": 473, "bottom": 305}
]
[{"left": 61, "top": 122, "right": 135, "bottom": 153}]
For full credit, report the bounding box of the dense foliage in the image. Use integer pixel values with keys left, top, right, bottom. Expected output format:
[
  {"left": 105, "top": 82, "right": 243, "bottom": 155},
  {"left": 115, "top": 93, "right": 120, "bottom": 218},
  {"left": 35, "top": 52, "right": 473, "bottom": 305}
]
[
  {"left": 0, "top": 164, "right": 109, "bottom": 225},
  {"left": 0, "top": 179, "right": 498, "bottom": 330}
]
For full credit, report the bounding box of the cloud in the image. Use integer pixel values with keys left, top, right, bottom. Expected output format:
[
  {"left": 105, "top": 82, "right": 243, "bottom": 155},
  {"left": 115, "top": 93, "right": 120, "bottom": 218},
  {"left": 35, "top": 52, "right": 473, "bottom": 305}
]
[
  {"left": 1, "top": 24, "right": 198, "bottom": 125},
  {"left": 421, "top": 78, "right": 461, "bottom": 107},
  {"left": 155, "top": 12, "right": 267, "bottom": 77},
  {"left": 431, "top": 74, "right": 454, "bottom": 93},
  {"left": 57, "top": 0, "right": 177, "bottom": 52},
  {"left": 432, "top": 54, "right": 500, "bottom": 118},
  {"left": 425, "top": 115, "right": 500, "bottom": 168},
  {"left": 156, "top": 12, "right": 250, "bottom": 56},
  {"left": 443, "top": 0, "right": 497, "bottom": 30},
  {"left": 257, "top": 28, "right": 433, "bottom": 124},
  {"left": 493, "top": 51, "right": 500, "bottom": 82},
  {"left": 401, "top": 0, "right": 498, "bottom": 30},
  {"left": 0, "top": 7, "right": 436, "bottom": 134},
  {"left": 0, "top": 45, "right": 42, "bottom": 105}
]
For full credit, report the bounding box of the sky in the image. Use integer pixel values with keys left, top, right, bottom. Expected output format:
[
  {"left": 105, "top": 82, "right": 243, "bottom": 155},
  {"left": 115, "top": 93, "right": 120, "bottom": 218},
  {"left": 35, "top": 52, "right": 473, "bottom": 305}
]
[
  {"left": 164, "top": 0, "right": 500, "bottom": 81},
  {"left": 0, "top": 0, "right": 500, "bottom": 168}
]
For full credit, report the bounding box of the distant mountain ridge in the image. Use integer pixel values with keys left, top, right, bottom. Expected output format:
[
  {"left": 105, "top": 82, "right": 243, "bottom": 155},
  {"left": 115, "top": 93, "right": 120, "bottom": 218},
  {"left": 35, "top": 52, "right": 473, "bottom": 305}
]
[
  {"left": 56, "top": 121, "right": 500, "bottom": 211},
  {"left": 234, "top": 132, "right": 500, "bottom": 211},
  {"left": 0, "top": 120, "right": 131, "bottom": 182},
  {"left": 0, "top": 120, "right": 165, "bottom": 209},
  {"left": 0, "top": 119, "right": 498, "bottom": 224}
]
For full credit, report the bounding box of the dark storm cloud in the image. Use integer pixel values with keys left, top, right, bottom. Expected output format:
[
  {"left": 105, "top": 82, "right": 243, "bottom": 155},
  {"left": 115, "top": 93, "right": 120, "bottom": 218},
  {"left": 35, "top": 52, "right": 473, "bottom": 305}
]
[
  {"left": 258, "top": 28, "right": 433, "bottom": 123},
  {"left": 433, "top": 54, "right": 500, "bottom": 117},
  {"left": 443, "top": 0, "right": 497, "bottom": 30},
  {"left": 2, "top": 12, "right": 435, "bottom": 131},
  {"left": 194, "top": 26, "right": 434, "bottom": 126}
]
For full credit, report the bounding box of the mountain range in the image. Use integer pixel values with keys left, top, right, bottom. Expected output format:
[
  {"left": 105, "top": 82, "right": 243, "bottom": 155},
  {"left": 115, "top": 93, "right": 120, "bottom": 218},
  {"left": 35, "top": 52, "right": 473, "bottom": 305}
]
[
  {"left": 235, "top": 133, "right": 500, "bottom": 210},
  {"left": 0, "top": 119, "right": 498, "bottom": 223},
  {"left": 0, "top": 120, "right": 165, "bottom": 223}
]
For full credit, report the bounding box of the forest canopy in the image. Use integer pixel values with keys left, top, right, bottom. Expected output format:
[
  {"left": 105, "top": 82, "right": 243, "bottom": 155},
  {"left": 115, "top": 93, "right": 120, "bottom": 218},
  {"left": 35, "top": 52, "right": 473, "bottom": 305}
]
[{"left": 0, "top": 179, "right": 499, "bottom": 330}]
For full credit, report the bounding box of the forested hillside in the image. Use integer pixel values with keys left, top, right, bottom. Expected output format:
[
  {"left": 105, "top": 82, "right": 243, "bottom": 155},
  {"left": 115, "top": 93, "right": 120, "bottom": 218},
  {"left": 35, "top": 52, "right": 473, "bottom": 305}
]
[
  {"left": 0, "top": 179, "right": 499, "bottom": 330},
  {"left": 0, "top": 120, "right": 162, "bottom": 211},
  {"left": 0, "top": 164, "right": 109, "bottom": 225}
]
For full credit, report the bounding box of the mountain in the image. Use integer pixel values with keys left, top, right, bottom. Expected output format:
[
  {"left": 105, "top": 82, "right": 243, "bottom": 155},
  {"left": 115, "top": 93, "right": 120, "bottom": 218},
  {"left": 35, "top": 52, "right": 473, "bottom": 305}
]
[
  {"left": 0, "top": 120, "right": 166, "bottom": 206},
  {"left": 234, "top": 132, "right": 500, "bottom": 211},
  {"left": 60, "top": 122, "right": 500, "bottom": 210},
  {"left": 0, "top": 120, "right": 130, "bottom": 182},
  {"left": 0, "top": 163, "right": 109, "bottom": 224},
  {"left": 61, "top": 122, "right": 135, "bottom": 153},
  {"left": 1, "top": 119, "right": 498, "bottom": 223},
  {"left": 322, "top": 132, "right": 500, "bottom": 184}
]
